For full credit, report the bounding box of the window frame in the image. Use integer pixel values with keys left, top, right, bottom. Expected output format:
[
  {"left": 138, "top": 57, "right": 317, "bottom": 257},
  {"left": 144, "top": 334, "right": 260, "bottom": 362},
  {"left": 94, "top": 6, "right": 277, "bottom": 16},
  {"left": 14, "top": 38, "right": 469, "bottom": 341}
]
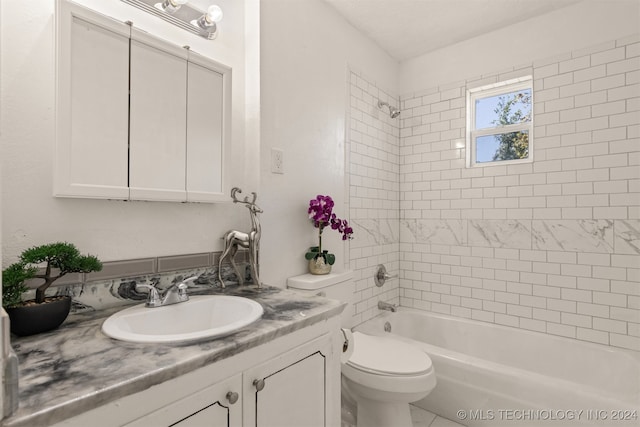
[{"left": 466, "top": 76, "right": 534, "bottom": 168}]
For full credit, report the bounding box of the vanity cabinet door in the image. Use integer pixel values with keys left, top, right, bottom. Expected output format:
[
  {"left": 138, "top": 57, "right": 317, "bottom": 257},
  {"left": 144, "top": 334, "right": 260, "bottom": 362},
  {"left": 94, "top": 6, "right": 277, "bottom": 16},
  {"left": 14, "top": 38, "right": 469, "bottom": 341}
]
[
  {"left": 55, "top": 2, "right": 130, "bottom": 199},
  {"left": 124, "top": 374, "right": 242, "bottom": 427},
  {"left": 128, "top": 31, "right": 188, "bottom": 202},
  {"left": 244, "top": 335, "right": 329, "bottom": 427}
]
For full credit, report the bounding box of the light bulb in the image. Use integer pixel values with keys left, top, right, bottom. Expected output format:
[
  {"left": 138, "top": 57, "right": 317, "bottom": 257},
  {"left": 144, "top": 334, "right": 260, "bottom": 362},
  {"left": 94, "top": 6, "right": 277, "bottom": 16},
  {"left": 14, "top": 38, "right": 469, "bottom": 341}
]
[
  {"left": 156, "top": 0, "right": 188, "bottom": 13},
  {"left": 193, "top": 4, "right": 223, "bottom": 32},
  {"left": 206, "top": 5, "right": 223, "bottom": 23}
]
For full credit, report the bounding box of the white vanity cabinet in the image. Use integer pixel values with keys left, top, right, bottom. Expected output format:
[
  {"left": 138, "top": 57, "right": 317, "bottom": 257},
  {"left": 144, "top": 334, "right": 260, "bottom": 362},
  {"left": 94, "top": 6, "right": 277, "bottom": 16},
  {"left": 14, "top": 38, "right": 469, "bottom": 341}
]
[
  {"left": 54, "top": 0, "right": 231, "bottom": 203},
  {"left": 50, "top": 322, "right": 341, "bottom": 427},
  {"left": 124, "top": 374, "right": 242, "bottom": 427}
]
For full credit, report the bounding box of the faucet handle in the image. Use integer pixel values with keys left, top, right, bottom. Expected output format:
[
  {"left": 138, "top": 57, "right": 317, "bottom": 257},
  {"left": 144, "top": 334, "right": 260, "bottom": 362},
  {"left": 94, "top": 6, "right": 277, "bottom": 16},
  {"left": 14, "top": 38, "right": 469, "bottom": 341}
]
[
  {"left": 179, "top": 276, "right": 198, "bottom": 287},
  {"left": 136, "top": 283, "right": 162, "bottom": 307},
  {"left": 177, "top": 276, "right": 198, "bottom": 300}
]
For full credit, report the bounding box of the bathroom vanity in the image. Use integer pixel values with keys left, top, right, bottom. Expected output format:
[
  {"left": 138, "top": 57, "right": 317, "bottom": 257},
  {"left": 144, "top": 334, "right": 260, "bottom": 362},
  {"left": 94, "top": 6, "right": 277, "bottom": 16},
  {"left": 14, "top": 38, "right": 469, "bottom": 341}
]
[{"left": 1, "top": 285, "right": 345, "bottom": 427}]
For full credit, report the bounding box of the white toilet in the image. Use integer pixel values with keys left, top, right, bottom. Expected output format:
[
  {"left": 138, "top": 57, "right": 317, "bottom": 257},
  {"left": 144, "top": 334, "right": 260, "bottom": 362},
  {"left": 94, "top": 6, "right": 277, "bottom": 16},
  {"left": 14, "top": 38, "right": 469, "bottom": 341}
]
[{"left": 287, "top": 271, "right": 436, "bottom": 427}]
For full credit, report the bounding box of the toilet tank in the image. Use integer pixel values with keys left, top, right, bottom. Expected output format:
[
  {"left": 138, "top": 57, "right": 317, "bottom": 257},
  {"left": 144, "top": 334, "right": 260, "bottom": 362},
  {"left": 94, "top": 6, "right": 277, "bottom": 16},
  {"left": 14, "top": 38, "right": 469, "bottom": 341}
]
[{"left": 287, "top": 270, "right": 354, "bottom": 329}]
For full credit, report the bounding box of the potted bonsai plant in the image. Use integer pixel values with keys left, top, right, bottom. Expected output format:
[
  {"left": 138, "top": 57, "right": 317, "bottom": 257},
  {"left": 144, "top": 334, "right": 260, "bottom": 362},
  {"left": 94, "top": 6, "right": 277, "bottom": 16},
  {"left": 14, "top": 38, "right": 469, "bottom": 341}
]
[{"left": 2, "top": 242, "right": 102, "bottom": 336}]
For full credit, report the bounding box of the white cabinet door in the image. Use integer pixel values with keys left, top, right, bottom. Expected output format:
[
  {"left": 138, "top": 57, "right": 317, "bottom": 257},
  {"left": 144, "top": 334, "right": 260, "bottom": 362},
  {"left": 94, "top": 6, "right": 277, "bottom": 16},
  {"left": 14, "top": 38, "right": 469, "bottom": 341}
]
[
  {"left": 185, "top": 54, "right": 230, "bottom": 203},
  {"left": 244, "top": 335, "right": 329, "bottom": 427},
  {"left": 55, "top": 1, "right": 130, "bottom": 199},
  {"left": 124, "top": 374, "right": 242, "bottom": 427},
  {"left": 129, "top": 31, "right": 188, "bottom": 202}
]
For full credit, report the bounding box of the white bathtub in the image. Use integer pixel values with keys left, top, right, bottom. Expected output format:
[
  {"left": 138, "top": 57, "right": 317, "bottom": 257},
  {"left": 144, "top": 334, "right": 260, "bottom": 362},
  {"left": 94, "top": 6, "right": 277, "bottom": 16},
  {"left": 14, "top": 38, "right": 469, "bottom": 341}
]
[{"left": 355, "top": 309, "right": 640, "bottom": 426}]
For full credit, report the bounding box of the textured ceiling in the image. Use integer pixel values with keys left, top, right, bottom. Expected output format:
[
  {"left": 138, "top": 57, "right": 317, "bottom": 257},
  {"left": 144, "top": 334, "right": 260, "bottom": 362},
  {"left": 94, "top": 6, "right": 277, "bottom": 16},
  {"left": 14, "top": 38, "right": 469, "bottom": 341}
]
[{"left": 323, "top": 0, "right": 582, "bottom": 61}]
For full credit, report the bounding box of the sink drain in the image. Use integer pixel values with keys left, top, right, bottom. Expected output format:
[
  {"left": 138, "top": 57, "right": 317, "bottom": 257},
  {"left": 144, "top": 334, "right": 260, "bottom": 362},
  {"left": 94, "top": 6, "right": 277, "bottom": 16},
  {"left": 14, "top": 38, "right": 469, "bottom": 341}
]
[{"left": 384, "top": 321, "right": 391, "bottom": 332}]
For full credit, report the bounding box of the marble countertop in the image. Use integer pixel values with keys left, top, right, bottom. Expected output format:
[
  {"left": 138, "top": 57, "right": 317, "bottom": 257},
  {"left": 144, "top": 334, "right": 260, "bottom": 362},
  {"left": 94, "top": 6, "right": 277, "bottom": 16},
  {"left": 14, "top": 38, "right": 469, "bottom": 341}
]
[{"left": 2, "top": 284, "right": 345, "bottom": 427}]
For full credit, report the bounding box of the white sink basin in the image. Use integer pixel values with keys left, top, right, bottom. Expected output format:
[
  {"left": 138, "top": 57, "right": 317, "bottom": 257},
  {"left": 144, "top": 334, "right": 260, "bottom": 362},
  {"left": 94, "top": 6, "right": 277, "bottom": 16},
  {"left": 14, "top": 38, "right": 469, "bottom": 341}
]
[{"left": 102, "top": 295, "right": 263, "bottom": 343}]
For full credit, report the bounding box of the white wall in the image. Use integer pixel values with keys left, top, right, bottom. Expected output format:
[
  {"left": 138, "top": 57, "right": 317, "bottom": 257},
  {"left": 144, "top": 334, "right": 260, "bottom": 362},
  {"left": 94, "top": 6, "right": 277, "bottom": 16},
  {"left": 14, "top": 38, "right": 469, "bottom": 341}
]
[
  {"left": 400, "top": 0, "right": 640, "bottom": 95},
  {"left": 259, "top": 0, "right": 398, "bottom": 287},
  {"left": 0, "top": 0, "right": 260, "bottom": 264}
]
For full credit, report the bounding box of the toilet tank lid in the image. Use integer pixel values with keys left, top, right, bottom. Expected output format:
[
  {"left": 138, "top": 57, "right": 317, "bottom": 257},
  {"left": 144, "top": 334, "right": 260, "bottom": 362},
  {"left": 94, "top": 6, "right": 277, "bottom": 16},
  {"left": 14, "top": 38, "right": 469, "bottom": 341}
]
[{"left": 287, "top": 270, "right": 354, "bottom": 290}]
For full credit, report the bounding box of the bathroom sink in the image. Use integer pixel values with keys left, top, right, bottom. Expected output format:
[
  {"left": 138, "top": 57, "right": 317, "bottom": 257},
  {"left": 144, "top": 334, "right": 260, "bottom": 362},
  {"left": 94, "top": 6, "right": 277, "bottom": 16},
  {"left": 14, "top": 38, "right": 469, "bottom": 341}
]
[{"left": 102, "top": 295, "right": 263, "bottom": 343}]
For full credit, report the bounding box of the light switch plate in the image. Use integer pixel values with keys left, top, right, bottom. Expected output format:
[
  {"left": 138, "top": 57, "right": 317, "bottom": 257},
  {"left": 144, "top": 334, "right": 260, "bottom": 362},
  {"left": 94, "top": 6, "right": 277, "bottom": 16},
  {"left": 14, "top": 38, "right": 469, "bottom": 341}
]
[{"left": 271, "top": 148, "right": 284, "bottom": 174}]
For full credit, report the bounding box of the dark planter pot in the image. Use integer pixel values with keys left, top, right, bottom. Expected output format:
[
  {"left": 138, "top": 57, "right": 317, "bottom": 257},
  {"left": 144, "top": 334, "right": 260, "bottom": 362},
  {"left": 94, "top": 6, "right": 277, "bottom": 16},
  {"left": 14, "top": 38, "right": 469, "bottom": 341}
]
[{"left": 6, "top": 296, "right": 72, "bottom": 336}]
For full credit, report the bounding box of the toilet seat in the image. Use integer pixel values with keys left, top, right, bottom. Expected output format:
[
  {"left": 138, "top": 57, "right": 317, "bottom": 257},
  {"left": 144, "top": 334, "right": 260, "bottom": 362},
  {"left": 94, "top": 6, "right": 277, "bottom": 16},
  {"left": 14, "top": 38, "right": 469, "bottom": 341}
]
[
  {"left": 342, "top": 332, "right": 436, "bottom": 396},
  {"left": 346, "top": 332, "right": 432, "bottom": 376}
]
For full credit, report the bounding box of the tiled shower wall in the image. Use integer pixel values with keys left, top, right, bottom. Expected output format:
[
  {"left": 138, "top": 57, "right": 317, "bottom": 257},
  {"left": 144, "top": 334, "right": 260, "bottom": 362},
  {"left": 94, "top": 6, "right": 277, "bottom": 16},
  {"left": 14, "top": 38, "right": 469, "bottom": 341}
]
[
  {"left": 347, "top": 70, "right": 401, "bottom": 326},
  {"left": 398, "top": 35, "right": 640, "bottom": 351}
]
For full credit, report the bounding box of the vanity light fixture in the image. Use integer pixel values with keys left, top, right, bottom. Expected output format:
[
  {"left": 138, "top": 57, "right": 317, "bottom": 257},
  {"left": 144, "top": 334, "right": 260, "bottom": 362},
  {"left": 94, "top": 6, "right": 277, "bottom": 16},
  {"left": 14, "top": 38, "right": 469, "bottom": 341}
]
[
  {"left": 122, "top": 0, "right": 223, "bottom": 40},
  {"left": 193, "top": 5, "right": 223, "bottom": 32}
]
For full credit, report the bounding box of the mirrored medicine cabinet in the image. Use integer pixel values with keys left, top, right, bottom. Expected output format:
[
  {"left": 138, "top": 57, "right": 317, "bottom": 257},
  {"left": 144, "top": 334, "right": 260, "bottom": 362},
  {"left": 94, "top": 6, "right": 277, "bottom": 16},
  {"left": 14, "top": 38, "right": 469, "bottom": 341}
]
[{"left": 54, "top": 0, "right": 232, "bottom": 203}]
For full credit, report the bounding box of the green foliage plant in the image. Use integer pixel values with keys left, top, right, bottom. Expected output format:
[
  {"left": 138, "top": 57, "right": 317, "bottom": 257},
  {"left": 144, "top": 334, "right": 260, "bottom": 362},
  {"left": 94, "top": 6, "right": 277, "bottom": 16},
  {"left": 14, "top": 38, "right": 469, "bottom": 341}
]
[
  {"left": 2, "top": 242, "right": 102, "bottom": 307},
  {"left": 2, "top": 263, "right": 37, "bottom": 308}
]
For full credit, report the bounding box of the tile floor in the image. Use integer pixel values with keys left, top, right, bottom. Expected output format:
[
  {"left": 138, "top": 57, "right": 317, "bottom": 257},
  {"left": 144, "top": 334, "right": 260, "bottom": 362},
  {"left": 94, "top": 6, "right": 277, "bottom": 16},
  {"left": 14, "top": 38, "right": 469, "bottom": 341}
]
[
  {"left": 410, "top": 405, "right": 466, "bottom": 427},
  {"left": 342, "top": 403, "right": 465, "bottom": 427}
]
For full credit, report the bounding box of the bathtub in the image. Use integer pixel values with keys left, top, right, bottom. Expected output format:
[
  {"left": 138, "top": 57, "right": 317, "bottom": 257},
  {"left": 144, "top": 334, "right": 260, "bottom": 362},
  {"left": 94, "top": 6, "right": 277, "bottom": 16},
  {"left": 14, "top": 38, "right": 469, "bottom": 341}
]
[{"left": 355, "top": 308, "right": 640, "bottom": 426}]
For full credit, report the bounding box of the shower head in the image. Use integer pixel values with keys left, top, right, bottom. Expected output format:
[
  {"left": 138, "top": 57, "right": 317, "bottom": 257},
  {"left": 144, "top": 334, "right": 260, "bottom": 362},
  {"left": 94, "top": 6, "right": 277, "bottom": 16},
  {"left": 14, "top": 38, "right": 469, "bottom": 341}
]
[{"left": 377, "top": 100, "right": 401, "bottom": 118}]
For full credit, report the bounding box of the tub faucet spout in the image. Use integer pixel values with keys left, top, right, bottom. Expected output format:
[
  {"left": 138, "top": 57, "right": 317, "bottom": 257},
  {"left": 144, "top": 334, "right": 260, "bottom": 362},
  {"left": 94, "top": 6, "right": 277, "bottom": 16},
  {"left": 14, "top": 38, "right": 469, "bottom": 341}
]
[{"left": 378, "top": 301, "right": 397, "bottom": 312}]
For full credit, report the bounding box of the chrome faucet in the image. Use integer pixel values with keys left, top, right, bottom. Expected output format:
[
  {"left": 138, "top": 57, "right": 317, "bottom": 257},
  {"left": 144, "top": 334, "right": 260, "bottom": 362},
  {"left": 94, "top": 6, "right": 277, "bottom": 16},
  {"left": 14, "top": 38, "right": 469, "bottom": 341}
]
[
  {"left": 378, "top": 301, "right": 397, "bottom": 312},
  {"left": 136, "top": 276, "right": 197, "bottom": 308}
]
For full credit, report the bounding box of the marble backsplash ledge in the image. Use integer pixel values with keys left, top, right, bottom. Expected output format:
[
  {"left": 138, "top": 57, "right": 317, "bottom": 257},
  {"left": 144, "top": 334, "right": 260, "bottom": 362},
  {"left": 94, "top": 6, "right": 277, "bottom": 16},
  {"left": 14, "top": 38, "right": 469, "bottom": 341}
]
[{"left": 20, "top": 251, "right": 251, "bottom": 314}]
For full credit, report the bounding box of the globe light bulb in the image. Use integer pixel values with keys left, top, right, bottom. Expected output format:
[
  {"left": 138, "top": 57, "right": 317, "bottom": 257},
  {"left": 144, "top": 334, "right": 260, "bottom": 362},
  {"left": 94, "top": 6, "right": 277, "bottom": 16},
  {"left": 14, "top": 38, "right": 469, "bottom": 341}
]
[
  {"left": 206, "top": 5, "right": 223, "bottom": 23},
  {"left": 157, "top": 0, "right": 188, "bottom": 13}
]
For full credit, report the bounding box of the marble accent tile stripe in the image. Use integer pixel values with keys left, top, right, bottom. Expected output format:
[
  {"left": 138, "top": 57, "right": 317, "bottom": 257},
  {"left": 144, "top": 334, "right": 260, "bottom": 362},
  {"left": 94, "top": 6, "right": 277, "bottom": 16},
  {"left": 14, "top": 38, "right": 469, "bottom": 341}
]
[
  {"left": 614, "top": 220, "right": 640, "bottom": 254},
  {"left": 532, "top": 220, "right": 614, "bottom": 253},
  {"left": 86, "top": 258, "right": 157, "bottom": 281},
  {"left": 400, "top": 219, "right": 467, "bottom": 245},
  {"left": 157, "top": 253, "right": 210, "bottom": 272},
  {"left": 468, "top": 220, "right": 532, "bottom": 249}
]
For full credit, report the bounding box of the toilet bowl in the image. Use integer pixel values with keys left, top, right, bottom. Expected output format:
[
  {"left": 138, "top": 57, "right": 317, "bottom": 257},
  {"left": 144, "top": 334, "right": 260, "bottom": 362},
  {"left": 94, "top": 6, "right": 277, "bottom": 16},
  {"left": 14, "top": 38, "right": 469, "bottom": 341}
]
[
  {"left": 341, "top": 332, "right": 436, "bottom": 427},
  {"left": 286, "top": 271, "right": 437, "bottom": 427}
]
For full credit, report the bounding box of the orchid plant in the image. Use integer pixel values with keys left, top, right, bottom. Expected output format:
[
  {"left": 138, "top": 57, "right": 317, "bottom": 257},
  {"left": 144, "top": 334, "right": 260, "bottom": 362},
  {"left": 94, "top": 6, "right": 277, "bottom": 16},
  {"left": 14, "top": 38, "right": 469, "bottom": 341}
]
[{"left": 305, "top": 195, "right": 353, "bottom": 265}]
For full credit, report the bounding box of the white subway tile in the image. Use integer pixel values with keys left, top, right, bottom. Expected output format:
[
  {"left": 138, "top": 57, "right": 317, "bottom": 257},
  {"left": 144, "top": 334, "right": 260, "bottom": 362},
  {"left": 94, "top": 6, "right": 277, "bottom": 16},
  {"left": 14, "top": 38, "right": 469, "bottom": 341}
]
[
  {"left": 576, "top": 116, "right": 609, "bottom": 132},
  {"left": 547, "top": 322, "right": 577, "bottom": 338},
  {"left": 559, "top": 81, "right": 591, "bottom": 98},
  {"left": 611, "top": 306, "right": 640, "bottom": 322},
  {"left": 610, "top": 333, "right": 640, "bottom": 351},
  {"left": 520, "top": 318, "right": 547, "bottom": 332},
  {"left": 577, "top": 328, "right": 609, "bottom": 345},
  {"left": 608, "top": 84, "right": 640, "bottom": 102},
  {"left": 593, "top": 291, "right": 627, "bottom": 307},
  {"left": 562, "top": 312, "right": 592, "bottom": 328},
  {"left": 591, "top": 100, "right": 626, "bottom": 117},
  {"left": 547, "top": 298, "right": 577, "bottom": 313},
  {"left": 607, "top": 57, "right": 640, "bottom": 76},
  {"left": 592, "top": 74, "right": 626, "bottom": 92},
  {"left": 574, "top": 64, "right": 607, "bottom": 82},
  {"left": 534, "top": 307, "right": 561, "bottom": 322},
  {"left": 591, "top": 47, "right": 626, "bottom": 66},
  {"left": 593, "top": 207, "right": 628, "bottom": 219},
  {"left": 562, "top": 288, "right": 592, "bottom": 302}
]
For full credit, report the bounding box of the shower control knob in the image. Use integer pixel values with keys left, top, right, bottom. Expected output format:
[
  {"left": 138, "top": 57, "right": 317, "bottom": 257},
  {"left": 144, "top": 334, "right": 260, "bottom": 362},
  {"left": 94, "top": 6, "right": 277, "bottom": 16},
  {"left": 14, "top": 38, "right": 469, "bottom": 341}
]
[
  {"left": 253, "top": 379, "right": 265, "bottom": 391},
  {"left": 374, "top": 264, "right": 398, "bottom": 287},
  {"left": 226, "top": 391, "right": 239, "bottom": 404}
]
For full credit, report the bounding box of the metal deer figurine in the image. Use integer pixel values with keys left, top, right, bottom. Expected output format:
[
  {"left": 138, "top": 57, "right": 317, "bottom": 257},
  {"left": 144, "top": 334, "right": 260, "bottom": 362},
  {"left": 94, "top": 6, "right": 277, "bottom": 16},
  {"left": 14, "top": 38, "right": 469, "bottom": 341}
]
[{"left": 218, "top": 187, "right": 263, "bottom": 288}]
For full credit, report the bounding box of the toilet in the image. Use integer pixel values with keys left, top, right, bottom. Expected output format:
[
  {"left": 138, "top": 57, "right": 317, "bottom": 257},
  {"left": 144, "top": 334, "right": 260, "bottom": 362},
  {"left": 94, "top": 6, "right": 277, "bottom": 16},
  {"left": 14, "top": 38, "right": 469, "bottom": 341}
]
[{"left": 287, "top": 271, "right": 436, "bottom": 427}]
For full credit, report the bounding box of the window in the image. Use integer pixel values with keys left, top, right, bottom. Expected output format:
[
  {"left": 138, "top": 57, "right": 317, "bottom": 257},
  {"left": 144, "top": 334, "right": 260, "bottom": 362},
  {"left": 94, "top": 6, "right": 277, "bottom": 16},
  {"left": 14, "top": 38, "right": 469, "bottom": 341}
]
[{"left": 466, "top": 76, "right": 533, "bottom": 167}]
